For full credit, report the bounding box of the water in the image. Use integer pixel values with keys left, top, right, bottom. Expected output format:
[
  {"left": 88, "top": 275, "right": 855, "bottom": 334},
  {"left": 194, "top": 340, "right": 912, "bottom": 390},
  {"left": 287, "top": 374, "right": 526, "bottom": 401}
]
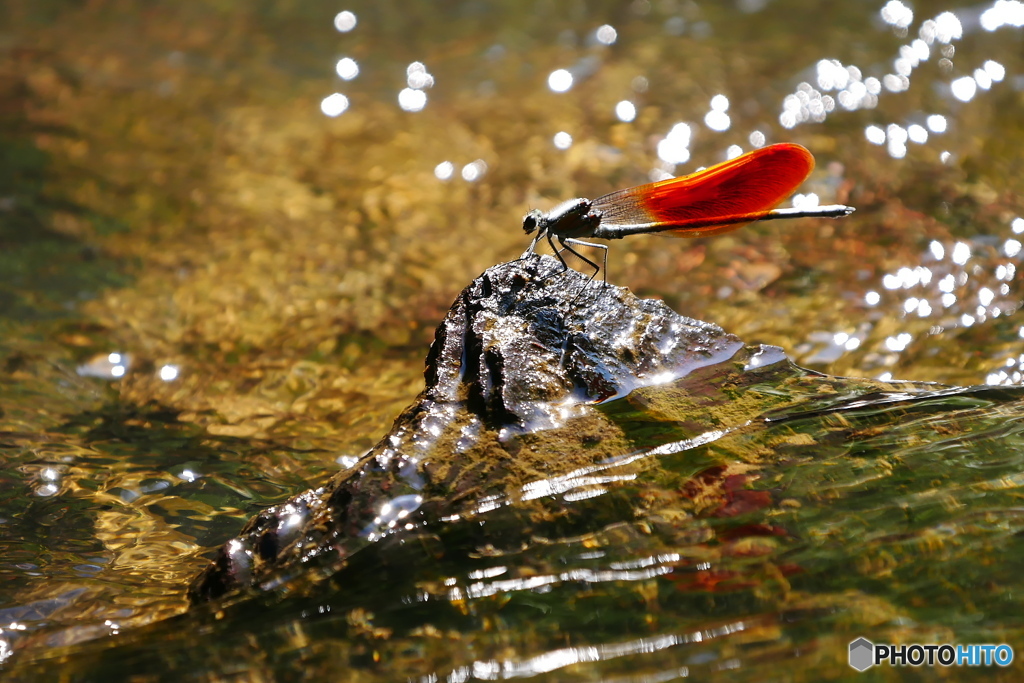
[{"left": 2, "top": 0, "right": 1023, "bottom": 678}]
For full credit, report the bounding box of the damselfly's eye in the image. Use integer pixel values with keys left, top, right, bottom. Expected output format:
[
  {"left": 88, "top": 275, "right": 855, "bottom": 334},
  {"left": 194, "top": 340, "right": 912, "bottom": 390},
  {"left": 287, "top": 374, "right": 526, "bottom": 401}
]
[{"left": 523, "top": 212, "right": 540, "bottom": 234}]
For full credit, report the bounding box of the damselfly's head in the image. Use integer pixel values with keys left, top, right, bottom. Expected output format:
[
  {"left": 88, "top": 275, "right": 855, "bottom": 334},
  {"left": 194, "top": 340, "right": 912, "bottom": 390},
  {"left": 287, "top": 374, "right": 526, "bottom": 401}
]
[{"left": 523, "top": 209, "right": 545, "bottom": 236}]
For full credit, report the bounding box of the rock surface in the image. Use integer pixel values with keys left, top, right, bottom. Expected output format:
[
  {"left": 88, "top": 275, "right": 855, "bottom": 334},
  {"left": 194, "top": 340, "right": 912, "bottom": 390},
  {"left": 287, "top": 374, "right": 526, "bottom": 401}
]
[{"left": 189, "top": 255, "right": 752, "bottom": 601}]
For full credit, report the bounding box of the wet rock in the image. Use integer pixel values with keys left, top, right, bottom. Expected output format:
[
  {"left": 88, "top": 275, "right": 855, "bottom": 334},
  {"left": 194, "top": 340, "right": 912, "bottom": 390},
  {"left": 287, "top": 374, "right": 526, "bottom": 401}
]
[{"left": 188, "top": 255, "right": 754, "bottom": 601}]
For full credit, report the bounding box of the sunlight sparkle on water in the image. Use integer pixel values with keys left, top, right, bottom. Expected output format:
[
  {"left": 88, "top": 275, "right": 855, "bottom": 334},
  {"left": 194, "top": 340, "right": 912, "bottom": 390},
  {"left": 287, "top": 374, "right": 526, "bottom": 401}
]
[
  {"left": 935, "top": 12, "right": 964, "bottom": 42},
  {"left": 406, "top": 62, "right": 434, "bottom": 89},
  {"left": 705, "top": 110, "right": 730, "bottom": 131},
  {"left": 911, "top": 39, "right": 931, "bottom": 60},
  {"left": 881, "top": 0, "right": 914, "bottom": 28},
  {"left": 553, "top": 131, "right": 573, "bottom": 149},
  {"left": 887, "top": 124, "right": 907, "bottom": 158},
  {"left": 398, "top": 88, "right": 427, "bottom": 111},
  {"left": 461, "top": 160, "right": 487, "bottom": 182},
  {"left": 985, "top": 60, "right": 1006, "bottom": 81},
  {"left": 704, "top": 94, "right": 730, "bottom": 131},
  {"left": 749, "top": 130, "right": 765, "bottom": 147},
  {"left": 785, "top": 60, "right": 884, "bottom": 123},
  {"left": 896, "top": 41, "right": 928, "bottom": 75},
  {"left": 648, "top": 167, "right": 674, "bottom": 182},
  {"left": 615, "top": 101, "right": 636, "bottom": 122},
  {"left": 951, "top": 242, "right": 971, "bottom": 265},
  {"left": 886, "top": 333, "right": 913, "bottom": 351},
  {"left": 981, "top": 1, "right": 1024, "bottom": 31},
  {"left": 434, "top": 161, "right": 454, "bottom": 181},
  {"left": 333, "top": 11, "right": 357, "bottom": 32},
  {"left": 884, "top": 73, "right": 911, "bottom": 94},
  {"left": 548, "top": 69, "right": 573, "bottom": 92},
  {"left": 793, "top": 193, "right": 820, "bottom": 209},
  {"left": 335, "top": 57, "right": 359, "bottom": 80},
  {"left": 882, "top": 266, "right": 933, "bottom": 290},
  {"left": 816, "top": 59, "right": 851, "bottom": 90},
  {"left": 321, "top": 93, "right": 349, "bottom": 117},
  {"left": 595, "top": 24, "right": 617, "bottom": 44},
  {"left": 780, "top": 82, "right": 835, "bottom": 128},
  {"left": 656, "top": 123, "right": 691, "bottom": 164}
]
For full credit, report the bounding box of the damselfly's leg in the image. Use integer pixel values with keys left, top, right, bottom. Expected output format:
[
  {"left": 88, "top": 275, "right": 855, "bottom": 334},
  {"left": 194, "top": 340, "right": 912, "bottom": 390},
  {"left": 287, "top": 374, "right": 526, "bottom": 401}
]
[
  {"left": 514, "top": 233, "right": 544, "bottom": 262},
  {"left": 563, "top": 238, "right": 608, "bottom": 287},
  {"left": 556, "top": 237, "right": 605, "bottom": 303},
  {"left": 546, "top": 232, "right": 572, "bottom": 275}
]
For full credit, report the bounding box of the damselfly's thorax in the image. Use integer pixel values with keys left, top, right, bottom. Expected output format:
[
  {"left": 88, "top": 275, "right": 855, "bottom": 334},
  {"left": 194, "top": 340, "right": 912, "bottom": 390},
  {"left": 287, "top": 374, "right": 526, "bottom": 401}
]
[{"left": 522, "top": 198, "right": 603, "bottom": 239}]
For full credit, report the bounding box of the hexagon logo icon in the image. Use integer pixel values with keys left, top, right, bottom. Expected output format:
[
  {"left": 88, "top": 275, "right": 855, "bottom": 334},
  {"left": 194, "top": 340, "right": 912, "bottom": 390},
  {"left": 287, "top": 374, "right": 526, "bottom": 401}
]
[{"left": 849, "top": 637, "right": 874, "bottom": 671}]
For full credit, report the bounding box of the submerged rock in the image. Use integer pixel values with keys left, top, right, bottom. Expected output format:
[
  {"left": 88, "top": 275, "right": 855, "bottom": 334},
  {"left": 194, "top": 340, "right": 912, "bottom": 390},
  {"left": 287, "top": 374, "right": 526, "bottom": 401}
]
[{"left": 189, "top": 255, "right": 759, "bottom": 601}]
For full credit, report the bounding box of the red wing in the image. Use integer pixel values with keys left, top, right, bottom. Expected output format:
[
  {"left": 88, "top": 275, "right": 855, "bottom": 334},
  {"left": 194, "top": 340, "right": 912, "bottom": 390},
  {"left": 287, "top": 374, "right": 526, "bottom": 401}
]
[{"left": 592, "top": 143, "right": 815, "bottom": 237}]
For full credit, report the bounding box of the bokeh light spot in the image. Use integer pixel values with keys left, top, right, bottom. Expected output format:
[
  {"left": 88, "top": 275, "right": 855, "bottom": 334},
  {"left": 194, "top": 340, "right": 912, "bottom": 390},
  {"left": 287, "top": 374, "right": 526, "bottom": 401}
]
[
  {"left": 950, "top": 76, "right": 976, "bottom": 101},
  {"left": 398, "top": 88, "right": 427, "bottom": 111},
  {"left": 462, "top": 160, "right": 488, "bottom": 182},
  {"left": 321, "top": 93, "right": 349, "bottom": 117},
  {"left": 615, "top": 100, "right": 636, "bottom": 122},
  {"left": 548, "top": 69, "right": 573, "bottom": 92},
  {"left": 881, "top": 0, "right": 913, "bottom": 28},
  {"left": 595, "top": 25, "right": 618, "bottom": 45},
  {"left": 926, "top": 114, "right": 947, "bottom": 132},
  {"left": 335, "top": 57, "right": 359, "bottom": 80},
  {"left": 656, "top": 123, "right": 691, "bottom": 164},
  {"left": 434, "top": 161, "right": 454, "bottom": 181},
  {"left": 334, "top": 11, "right": 357, "bottom": 32}
]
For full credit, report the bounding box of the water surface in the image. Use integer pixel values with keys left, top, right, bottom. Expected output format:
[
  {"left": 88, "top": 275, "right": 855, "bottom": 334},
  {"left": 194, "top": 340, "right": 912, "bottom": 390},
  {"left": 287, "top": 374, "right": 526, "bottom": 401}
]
[{"left": 2, "top": 0, "right": 1023, "bottom": 678}]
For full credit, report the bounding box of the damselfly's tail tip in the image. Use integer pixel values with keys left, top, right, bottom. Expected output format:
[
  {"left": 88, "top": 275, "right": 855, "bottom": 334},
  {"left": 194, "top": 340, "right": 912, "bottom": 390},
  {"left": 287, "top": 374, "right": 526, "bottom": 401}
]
[{"left": 817, "top": 204, "right": 856, "bottom": 218}]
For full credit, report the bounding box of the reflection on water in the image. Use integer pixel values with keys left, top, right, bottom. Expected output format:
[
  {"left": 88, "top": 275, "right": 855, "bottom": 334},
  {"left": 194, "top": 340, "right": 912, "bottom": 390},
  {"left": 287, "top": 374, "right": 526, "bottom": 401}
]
[
  {"left": 14, "top": 368, "right": 1024, "bottom": 680},
  {"left": 2, "top": 0, "right": 1024, "bottom": 678}
]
